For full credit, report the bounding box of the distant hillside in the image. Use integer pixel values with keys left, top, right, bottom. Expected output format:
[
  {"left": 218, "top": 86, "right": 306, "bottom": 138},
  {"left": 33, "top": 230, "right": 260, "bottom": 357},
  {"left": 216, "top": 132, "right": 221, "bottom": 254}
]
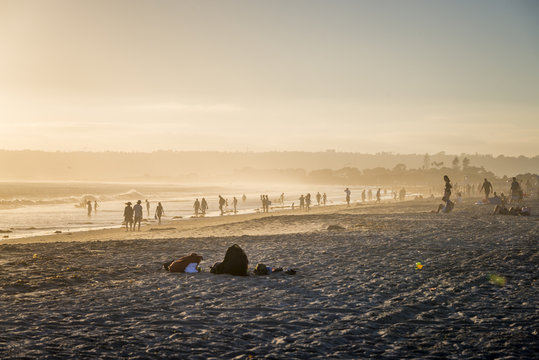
[{"left": 0, "top": 150, "right": 537, "bottom": 181}]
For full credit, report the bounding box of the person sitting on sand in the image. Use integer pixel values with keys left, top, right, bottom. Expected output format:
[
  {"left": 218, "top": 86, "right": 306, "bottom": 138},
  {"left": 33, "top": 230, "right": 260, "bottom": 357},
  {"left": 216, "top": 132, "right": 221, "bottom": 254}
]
[
  {"left": 124, "top": 202, "right": 133, "bottom": 231},
  {"left": 210, "top": 244, "right": 249, "bottom": 276},
  {"left": 253, "top": 263, "right": 296, "bottom": 276},
  {"left": 493, "top": 204, "right": 530, "bottom": 216},
  {"left": 164, "top": 253, "right": 203, "bottom": 273},
  {"left": 489, "top": 192, "right": 502, "bottom": 205},
  {"left": 133, "top": 200, "right": 143, "bottom": 231}
]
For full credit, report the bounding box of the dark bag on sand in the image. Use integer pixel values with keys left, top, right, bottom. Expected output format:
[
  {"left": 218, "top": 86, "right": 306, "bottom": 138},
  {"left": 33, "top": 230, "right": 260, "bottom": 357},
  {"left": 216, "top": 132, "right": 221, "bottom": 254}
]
[{"left": 210, "top": 244, "right": 249, "bottom": 276}]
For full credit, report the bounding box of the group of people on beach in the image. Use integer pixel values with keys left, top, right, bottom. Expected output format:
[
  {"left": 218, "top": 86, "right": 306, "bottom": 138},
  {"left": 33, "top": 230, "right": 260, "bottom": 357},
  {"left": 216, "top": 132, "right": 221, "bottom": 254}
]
[
  {"left": 123, "top": 200, "right": 164, "bottom": 231},
  {"left": 163, "top": 243, "right": 296, "bottom": 276},
  {"left": 435, "top": 175, "right": 530, "bottom": 216}
]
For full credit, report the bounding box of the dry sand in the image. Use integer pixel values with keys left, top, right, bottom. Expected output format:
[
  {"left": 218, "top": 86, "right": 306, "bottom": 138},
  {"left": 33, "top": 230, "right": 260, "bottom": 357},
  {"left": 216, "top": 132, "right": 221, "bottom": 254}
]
[{"left": 1, "top": 199, "right": 538, "bottom": 358}]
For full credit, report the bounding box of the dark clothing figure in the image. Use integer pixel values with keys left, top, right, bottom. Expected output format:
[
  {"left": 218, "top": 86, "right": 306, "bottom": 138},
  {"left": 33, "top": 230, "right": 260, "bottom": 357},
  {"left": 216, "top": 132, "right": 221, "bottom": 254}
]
[
  {"left": 480, "top": 179, "right": 493, "bottom": 200},
  {"left": 201, "top": 198, "right": 208, "bottom": 216},
  {"left": 210, "top": 244, "right": 249, "bottom": 276},
  {"left": 133, "top": 200, "right": 143, "bottom": 231},
  {"left": 124, "top": 202, "right": 133, "bottom": 231},
  {"left": 510, "top": 178, "right": 522, "bottom": 203},
  {"left": 194, "top": 199, "right": 200, "bottom": 217},
  {"left": 165, "top": 253, "right": 203, "bottom": 273},
  {"left": 219, "top": 195, "right": 226, "bottom": 215},
  {"left": 443, "top": 175, "right": 452, "bottom": 201},
  {"left": 155, "top": 202, "right": 164, "bottom": 224}
]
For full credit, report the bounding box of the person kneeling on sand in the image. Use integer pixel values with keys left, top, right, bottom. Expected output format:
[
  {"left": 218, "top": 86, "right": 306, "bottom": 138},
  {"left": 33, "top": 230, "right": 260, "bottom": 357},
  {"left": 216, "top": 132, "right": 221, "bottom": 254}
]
[
  {"left": 164, "top": 253, "right": 203, "bottom": 273},
  {"left": 436, "top": 196, "right": 454, "bottom": 214},
  {"left": 210, "top": 244, "right": 249, "bottom": 276},
  {"left": 254, "top": 263, "right": 296, "bottom": 275}
]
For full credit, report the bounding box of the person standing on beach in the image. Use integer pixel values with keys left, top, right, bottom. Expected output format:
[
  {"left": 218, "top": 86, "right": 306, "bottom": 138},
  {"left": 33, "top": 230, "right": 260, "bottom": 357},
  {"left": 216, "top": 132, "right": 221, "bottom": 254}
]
[
  {"left": 362, "top": 189, "right": 366, "bottom": 202},
  {"left": 201, "top": 198, "right": 208, "bottom": 216},
  {"left": 510, "top": 177, "right": 522, "bottom": 204},
  {"left": 344, "top": 188, "right": 351, "bottom": 206},
  {"left": 305, "top": 193, "right": 311, "bottom": 211},
  {"left": 280, "top": 193, "right": 285, "bottom": 205},
  {"left": 368, "top": 189, "right": 373, "bottom": 201},
  {"left": 155, "top": 202, "right": 164, "bottom": 224},
  {"left": 299, "top": 195, "right": 305, "bottom": 210},
  {"left": 443, "top": 175, "right": 452, "bottom": 201},
  {"left": 376, "top": 188, "right": 381, "bottom": 203},
  {"left": 218, "top": 195, "right": 226, "bottom": 215},
  {"left": 480, "top": 178, "right": 493, "bottom": 200},
  {"left": 124, "top": 202, "right": 133, "bottom": 231},
  {"left": 233, "top": 196, "right": 238, "bottom": 214},
  {"left": 87, "top": 201, "right": 92, "bottom": 217},
  {"left": 193, "top": 198, "right": 200, "bottom": 217},
  {"left": 94, "top": 200, "right": 98, "bottom": 213},
  {"left": 322, "top": 192, "right": 327, "bottom": 205},
  {"left": 242, "top": 194, "right": 247, "bottom": 203},
  {"left": 145, "top": 199, "right": 150, "bottom": 217},
  {"left": 133, "top": 200, "right": 143, "bottom": 231},
  {"left": 316, "top": 192, "right": 321, "bottom": 206}
]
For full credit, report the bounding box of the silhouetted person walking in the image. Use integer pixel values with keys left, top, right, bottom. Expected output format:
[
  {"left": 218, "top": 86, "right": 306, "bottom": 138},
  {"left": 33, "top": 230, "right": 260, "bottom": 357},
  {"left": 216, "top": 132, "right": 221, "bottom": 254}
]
[
  {"left": 322, "top": 192, "right": 327, "bottom": 205},
  {"left": 133, "top": 200, "right": 143, "bottom": 231},
  {"left": 233, "top": 196, "right": 238, "bottom": 214},
  {"left": 194, "top": 198, "right": 200, "bottom": 217},
  {"left": 219, "top": 195, "right": 226, "bottom": 215},
  {"left": 480, "top": 178, "right": 493, "bottom": 200},
  {"left": 124, "top": 202, "right": 133, "bottom": 231},
  {"left": 145, "top": 199, "right": 150, "bottom": 217},
  {"left": 201, "top": 198, "right": 208, "bottom": 216},
  {"left": 155, "top": 202, "right": 164, "bottom": 224}
]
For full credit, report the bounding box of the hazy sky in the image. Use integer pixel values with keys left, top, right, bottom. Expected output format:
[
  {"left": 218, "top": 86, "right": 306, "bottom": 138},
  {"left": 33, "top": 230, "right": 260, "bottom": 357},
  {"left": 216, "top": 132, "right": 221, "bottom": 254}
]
[{"left": 1, "top": 0, "right": 538, "bottom": 156}]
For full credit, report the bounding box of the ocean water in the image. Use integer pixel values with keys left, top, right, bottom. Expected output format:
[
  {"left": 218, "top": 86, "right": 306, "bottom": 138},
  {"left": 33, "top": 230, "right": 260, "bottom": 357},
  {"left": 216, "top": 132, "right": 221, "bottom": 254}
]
[{"left": 0, "top": 182, "right": 412, "bottom": 240}]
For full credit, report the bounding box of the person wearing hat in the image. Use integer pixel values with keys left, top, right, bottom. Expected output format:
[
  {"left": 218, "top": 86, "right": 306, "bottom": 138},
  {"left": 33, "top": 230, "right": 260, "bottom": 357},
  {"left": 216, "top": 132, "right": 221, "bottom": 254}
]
[
  {"left": 133, "top": 200, "right": 143, "bottom": 231},
  {"left": 124, "top": 202, "right": 134, "bottom": 231}
]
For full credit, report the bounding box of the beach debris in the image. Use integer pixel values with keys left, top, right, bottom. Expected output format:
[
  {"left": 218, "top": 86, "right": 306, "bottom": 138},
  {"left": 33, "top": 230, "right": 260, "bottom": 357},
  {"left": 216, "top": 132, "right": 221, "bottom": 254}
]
[
  {"left": 489, "top": 274, "right": 506, "bottom": 287},
  {"left": 415, "top": 262, "right": 423, "bottom": 270},
  {"left": 327, "top": 224, "right": 345, "bottom": 231},
  {"left": 172, "top": 216, "right": 183, "bottom": 219},
  {"left": 54, "top": 230, "right": 62, "bottom": 234}
]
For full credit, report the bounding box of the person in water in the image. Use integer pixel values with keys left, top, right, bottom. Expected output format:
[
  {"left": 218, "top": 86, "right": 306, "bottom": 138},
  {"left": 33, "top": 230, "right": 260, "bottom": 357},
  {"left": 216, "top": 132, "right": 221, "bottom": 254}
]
[
  {"left": 155, "top": 202, "right": 164, "bottom": 224},
  {"left": 200, "top": 198, "right": 208, "bottom": 216},
  {"left": 164, "top": 253, "right": 203, "bottom": 273},
  {"left": 344, "top": 188, "right": 351, "bottom": 206},
  {"left": 124, "top": 202, "right": 133, "bottom": 231},
  {"left": 133, "top": 200, "right": 143, "bottom": 231},
  {"left": 193, "top": 198, "right": 200, "bottom": 217}
]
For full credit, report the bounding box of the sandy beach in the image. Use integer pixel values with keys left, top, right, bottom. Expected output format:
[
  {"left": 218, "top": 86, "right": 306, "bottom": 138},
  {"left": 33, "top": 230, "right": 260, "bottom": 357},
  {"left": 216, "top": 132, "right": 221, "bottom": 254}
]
[{"left": 1, "top": 198, "right": 537, "bottom": 358}]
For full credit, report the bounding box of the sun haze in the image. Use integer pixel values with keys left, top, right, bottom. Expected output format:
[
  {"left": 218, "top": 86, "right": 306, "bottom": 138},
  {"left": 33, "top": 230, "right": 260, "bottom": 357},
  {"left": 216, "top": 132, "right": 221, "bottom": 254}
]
[{"left": 0, "top": 0, "right": 538, "bottom": 156}]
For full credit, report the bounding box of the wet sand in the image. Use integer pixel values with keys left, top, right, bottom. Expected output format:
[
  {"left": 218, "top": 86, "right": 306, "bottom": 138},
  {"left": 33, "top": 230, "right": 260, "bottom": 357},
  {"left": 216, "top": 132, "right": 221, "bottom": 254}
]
[{"left": 1, "top": 199, "right": 538, "bottom": 358}]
